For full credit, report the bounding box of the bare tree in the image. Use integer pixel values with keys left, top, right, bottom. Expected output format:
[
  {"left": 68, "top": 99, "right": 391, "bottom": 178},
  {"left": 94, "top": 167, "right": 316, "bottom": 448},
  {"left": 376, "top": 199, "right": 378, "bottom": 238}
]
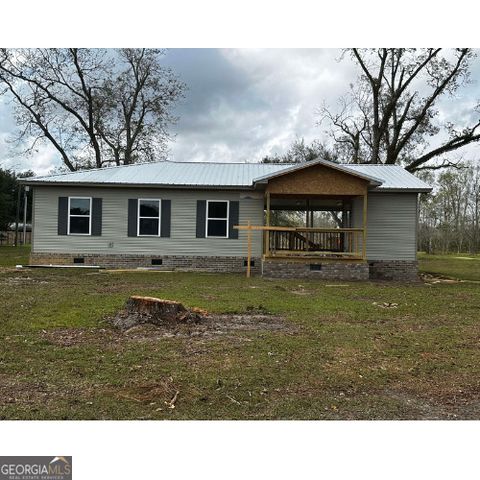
[
  {"left": 319, "top": 49, "right": 480, "bottom": 172},
  {"left": 262, "top": 137, "right": 337, "bottom": 164},
  {"left": 0, "top": 49, "right": 185, "bottom": 171}
]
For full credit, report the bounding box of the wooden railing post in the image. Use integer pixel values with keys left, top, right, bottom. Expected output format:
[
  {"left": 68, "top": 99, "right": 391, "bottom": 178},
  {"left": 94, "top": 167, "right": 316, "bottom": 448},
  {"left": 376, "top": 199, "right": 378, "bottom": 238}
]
[
  {"left": 265, "top": 192, "right": 271, "bottom": 257},
  {"left": 362, "top": 194, "right": 368, "bottom": 260},
  {"left": 246, "top": 220, "right": 252, "bottom": 278}
]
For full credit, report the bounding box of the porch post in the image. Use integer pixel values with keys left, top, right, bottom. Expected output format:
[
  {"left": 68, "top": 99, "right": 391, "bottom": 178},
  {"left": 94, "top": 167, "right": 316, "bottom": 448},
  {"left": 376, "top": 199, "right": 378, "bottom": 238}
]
[
  {"left": 305, "top": 199, "right": 309, "bottom": 227},
  {"left": 264, "top": 192, "right": 271, "bottom": 257},
  {"left": 246, "top": 220, "right": 252, "bottom": 278},
  {"left": 362, "top": 194, "right": 368, "bottom": 260}
]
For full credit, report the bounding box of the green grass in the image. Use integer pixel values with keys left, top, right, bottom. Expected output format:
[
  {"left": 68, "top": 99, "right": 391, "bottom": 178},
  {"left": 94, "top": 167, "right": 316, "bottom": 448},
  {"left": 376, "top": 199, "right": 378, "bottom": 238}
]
[
  {"left": 0, "top": 245, "right": 30, "bottom": 267},
  {"left": 418, "top": 252, "right": 480, "bottom": 281},
  {"left": 1, "top": 246, "right": 480, "bottom": 420}
]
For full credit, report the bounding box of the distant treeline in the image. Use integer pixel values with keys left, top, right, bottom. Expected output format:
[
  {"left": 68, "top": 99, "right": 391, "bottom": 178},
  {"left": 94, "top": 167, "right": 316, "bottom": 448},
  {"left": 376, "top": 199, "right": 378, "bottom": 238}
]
[
  {"left": 0, "top": 168, "right": 33, "bottom": 232},
  {"left": 418, "top": 162, "right": 480, "bottom": 254}
]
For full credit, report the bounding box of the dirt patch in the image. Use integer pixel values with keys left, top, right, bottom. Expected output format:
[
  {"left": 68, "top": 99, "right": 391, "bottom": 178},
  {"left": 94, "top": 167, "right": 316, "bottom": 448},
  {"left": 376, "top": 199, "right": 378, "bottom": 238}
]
[
  {"left": 106, "top": 296, "right": 290, "bottom": 339},
  {"left": 41, "top": 327, "right": 122, "bottom": 347},
  {"left": 383, "top": 381, "right": 480, "bottom": 420},
  {"left": 0, "top": 275, "right": 49, "bottom": 285},
  {"left": 41, "top": 312, "right": 293, "bottom": 348},
  {"left": 0, "top": 374, "right": 88, "bottom": 410},
  {"left": 113, "top": 312, "right": 291, "bottom": 338}
]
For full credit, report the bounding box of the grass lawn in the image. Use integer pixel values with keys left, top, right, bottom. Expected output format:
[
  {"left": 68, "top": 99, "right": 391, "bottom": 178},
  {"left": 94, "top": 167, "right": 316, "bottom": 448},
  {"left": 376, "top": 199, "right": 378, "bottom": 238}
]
[
  {"left": 418, "top": 252, "right": 480, "bottom": 282},
  {"left": 0, "top": 245, "right": 30, "bottom": 267},
  {"left": 1, "top": 246, "right": 479, "bottom": 420}
]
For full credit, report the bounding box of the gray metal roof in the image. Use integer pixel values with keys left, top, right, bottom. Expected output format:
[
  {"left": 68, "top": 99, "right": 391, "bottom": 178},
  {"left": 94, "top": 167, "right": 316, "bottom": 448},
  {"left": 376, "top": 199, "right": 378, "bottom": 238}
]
[
  {"left": 23, "top": 160, "right": 432, "bottom": 192},
  {"left": 344, "top": 164, "right": 432, "bottom": 192},
  {"left": 25, "top": 161, "right": 287, "bottom": 188}
]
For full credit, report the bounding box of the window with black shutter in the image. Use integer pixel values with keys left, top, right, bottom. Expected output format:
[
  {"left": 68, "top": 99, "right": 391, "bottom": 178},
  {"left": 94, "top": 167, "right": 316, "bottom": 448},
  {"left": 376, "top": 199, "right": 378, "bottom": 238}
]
[
  {"left": 206, "top": 200, "right": 229, "bottom": 238},
  {"left": 68, "top": 197, "right": 91, "bottom": 235}
]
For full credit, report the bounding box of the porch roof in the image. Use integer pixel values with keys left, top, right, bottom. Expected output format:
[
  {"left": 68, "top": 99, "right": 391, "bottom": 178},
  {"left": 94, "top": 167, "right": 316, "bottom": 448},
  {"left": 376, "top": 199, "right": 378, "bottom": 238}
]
[
  {"left": 253, "top": 158, "right": 384, "bottom": 186},
  {"left": 253, "top": 159, "right": 432, "bottom": 192}
]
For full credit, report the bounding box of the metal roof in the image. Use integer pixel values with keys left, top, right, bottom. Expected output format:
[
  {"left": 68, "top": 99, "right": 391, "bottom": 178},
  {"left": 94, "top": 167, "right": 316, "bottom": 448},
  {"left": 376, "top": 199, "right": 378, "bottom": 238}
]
[
  {"left": 23, "top": 160, "right": 432, "bottom": 192},
  {"left": 24, "top": 161, "right": 287, "bottom": 188},
  {"left": 344, "top": 164, "right": 432, "bottom": 192}
]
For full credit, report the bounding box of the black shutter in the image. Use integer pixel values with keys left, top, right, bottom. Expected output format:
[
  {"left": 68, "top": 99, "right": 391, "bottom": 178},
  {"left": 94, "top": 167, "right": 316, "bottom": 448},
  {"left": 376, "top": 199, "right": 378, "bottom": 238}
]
[
  {"left": 229, "top": 201, "right": 239, "bottom": 239},
  {"left": 160, "top": 200, "right": 171, "bottom": 238},
  {"left": 196, "top": 200, "right": 206, "bottom": 238},
  {"left": 91, "top": 198, "right": 102, "bottom": 236},
  {"left": 58, "top": 197, "right": 68, "bottom": 235},
  {"left": 128, "top": 199, "right": 138, "bottom": 237}
]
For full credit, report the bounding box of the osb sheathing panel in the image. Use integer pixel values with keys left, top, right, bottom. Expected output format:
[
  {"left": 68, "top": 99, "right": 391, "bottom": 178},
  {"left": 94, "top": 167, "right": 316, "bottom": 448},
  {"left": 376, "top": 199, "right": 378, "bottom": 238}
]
[{"left": 265, "top": 164, "right": 369, "bottom": 196}]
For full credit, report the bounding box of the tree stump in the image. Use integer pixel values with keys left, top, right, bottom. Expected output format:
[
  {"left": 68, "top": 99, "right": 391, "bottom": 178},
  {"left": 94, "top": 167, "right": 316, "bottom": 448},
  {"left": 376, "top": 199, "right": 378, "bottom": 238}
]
[{"left": 123, "top": 296, "right": 207, "bottom": 327}]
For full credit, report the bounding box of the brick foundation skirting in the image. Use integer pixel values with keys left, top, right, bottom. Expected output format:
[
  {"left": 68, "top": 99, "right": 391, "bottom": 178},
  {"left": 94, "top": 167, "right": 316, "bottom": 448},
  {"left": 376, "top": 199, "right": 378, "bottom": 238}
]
[
  {"left": 29, "top": 252, "right": 261, "bottom": 274},
  {"left": 262, "top": 260, "right": 370, "bottom": 280},
  {"left": 368, "top": 260, "right": 419, "bottom": 281},
  {"left": 30, "top": 253, "right": 419, "bottom": 281}
]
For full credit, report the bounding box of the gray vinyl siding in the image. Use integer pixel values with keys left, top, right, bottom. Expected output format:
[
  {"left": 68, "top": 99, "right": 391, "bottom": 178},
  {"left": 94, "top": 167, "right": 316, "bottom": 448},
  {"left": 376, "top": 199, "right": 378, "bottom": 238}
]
[
  {"left": 32, "top": 186, "right": 264, "bottom": 257},
  {"left": 353, "top": 192, "right": 418, "bottom": 261}
]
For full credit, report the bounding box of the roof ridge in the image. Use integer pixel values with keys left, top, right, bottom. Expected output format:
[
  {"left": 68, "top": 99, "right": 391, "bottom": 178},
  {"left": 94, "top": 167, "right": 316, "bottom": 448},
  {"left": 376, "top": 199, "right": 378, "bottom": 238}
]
[
  {"left": 164, "top": 160, "right": 296, "bottom": 166},
  {"left": 33, "top": 159, "right": 294, "bottom": 179},
  {"left": 33, "top": 160, "right": 169, "bottom": 179},
  {"left": 345, "top": 163, "right": 402, "bottom": 167}
]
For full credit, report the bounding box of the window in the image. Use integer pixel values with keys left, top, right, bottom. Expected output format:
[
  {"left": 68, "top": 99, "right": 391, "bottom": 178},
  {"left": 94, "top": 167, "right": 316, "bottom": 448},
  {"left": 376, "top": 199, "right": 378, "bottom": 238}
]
[
  {"left": 138, "top": 199, "right": 161, "bottom": 236},
  {"left": 68, "top": 197, "right": 91, "bottom": 235},
  {"left": 206, "top": 200, "right": 229, "bottom": 238}
]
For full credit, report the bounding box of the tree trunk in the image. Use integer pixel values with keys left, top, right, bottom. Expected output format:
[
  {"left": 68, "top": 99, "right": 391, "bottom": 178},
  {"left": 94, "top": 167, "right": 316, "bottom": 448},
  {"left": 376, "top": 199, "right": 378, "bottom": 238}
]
[{"left": 126, "top": 296, "right": 188, "bottom": 322}]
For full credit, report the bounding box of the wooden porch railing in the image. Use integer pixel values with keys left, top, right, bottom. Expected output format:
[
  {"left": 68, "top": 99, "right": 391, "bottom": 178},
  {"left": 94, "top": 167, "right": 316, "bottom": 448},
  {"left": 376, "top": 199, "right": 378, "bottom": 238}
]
[
  {"left": 265, "top": 227, "right": 364, "bottom": 260},
  {"left": 234, "top": 224, "right": 365, "bottom": 278}
]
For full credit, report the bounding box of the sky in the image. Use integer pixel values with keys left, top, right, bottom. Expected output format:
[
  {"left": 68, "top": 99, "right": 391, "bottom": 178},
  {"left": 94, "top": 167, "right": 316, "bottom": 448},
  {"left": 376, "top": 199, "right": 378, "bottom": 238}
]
[{"left": 1, "top": 48, "right": 479, "bottom": 175}]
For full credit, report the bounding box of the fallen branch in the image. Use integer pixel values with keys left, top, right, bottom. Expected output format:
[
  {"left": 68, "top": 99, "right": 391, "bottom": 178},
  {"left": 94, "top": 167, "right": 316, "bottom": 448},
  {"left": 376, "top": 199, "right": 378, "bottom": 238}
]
[
  {"left": 226, "top": 394, "right": 242, "bottom": 405},
  {"left": 165, "top": 390, "right": 179, "bottom": 409}
]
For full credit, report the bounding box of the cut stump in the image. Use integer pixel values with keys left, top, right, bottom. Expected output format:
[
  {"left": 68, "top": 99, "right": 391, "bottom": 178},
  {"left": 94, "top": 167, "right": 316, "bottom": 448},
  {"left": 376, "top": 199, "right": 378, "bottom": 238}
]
[{"left": 121, "top": 296, "right": 205, "bottom": 327}]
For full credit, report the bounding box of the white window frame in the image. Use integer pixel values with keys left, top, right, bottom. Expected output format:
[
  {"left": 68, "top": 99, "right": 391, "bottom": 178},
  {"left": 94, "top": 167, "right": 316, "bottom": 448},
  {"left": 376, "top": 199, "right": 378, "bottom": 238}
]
[
  {"left": 137, "top": 198, "right": 161, "bottom": 237},
  {"left": 205, "top": 200, "right": 229, "bottom": 238},
  {"left": 68, "top": 196, "right": 92, "bottom": 236}
]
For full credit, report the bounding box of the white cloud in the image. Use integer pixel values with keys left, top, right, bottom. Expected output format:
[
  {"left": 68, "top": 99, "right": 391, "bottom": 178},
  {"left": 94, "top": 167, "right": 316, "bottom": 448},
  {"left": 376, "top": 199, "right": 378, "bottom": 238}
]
[
  {"left": 167, "top": 48, "right": 360, "bottom": 163},
  {"left": 0, "top": 134, "right": 59, "bottom": 175}
]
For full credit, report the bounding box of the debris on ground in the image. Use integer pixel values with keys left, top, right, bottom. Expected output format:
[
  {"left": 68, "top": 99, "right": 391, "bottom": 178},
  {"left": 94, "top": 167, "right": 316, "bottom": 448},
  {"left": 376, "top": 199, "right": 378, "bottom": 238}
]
[
  {"left": 0, "top": 275, "right": 49, "bottom": 285},
  {"left": 420, "top": 273, "right": 463, "bottom": 284},
  {"left": 165, "top": 390, "right": 179, "bottom": 409},
  {"left": 372, "top": 301, "right": 399, "bottom": 309}
]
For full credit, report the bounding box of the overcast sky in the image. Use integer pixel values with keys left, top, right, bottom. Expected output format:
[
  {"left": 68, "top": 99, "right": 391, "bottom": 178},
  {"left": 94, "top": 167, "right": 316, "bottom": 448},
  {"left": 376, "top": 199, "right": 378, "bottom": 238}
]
[{"left": 1, "top": 48, "right": 479, "bottom": 175}]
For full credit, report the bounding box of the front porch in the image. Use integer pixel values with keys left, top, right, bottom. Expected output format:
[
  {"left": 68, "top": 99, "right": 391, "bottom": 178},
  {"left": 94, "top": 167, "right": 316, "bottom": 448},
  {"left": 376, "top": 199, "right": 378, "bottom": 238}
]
[
  {"left": 236, "top": 160, "right": 375, "bottom": 277},
  {"left": 235, "top": 193, "right": 368, "bottom": 278},
  {"left": 259, "top": 195, "right": 368, "bottom": 281},
  {"left": 263, "top": 193, "right": 368, "bottom": 261}
]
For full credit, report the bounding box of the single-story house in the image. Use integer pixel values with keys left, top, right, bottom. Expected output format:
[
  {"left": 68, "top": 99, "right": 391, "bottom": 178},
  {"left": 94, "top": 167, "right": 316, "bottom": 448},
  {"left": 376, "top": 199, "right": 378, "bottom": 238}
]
[{"left": 21, "top": 158, "right": 432, "bottom": 280}]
